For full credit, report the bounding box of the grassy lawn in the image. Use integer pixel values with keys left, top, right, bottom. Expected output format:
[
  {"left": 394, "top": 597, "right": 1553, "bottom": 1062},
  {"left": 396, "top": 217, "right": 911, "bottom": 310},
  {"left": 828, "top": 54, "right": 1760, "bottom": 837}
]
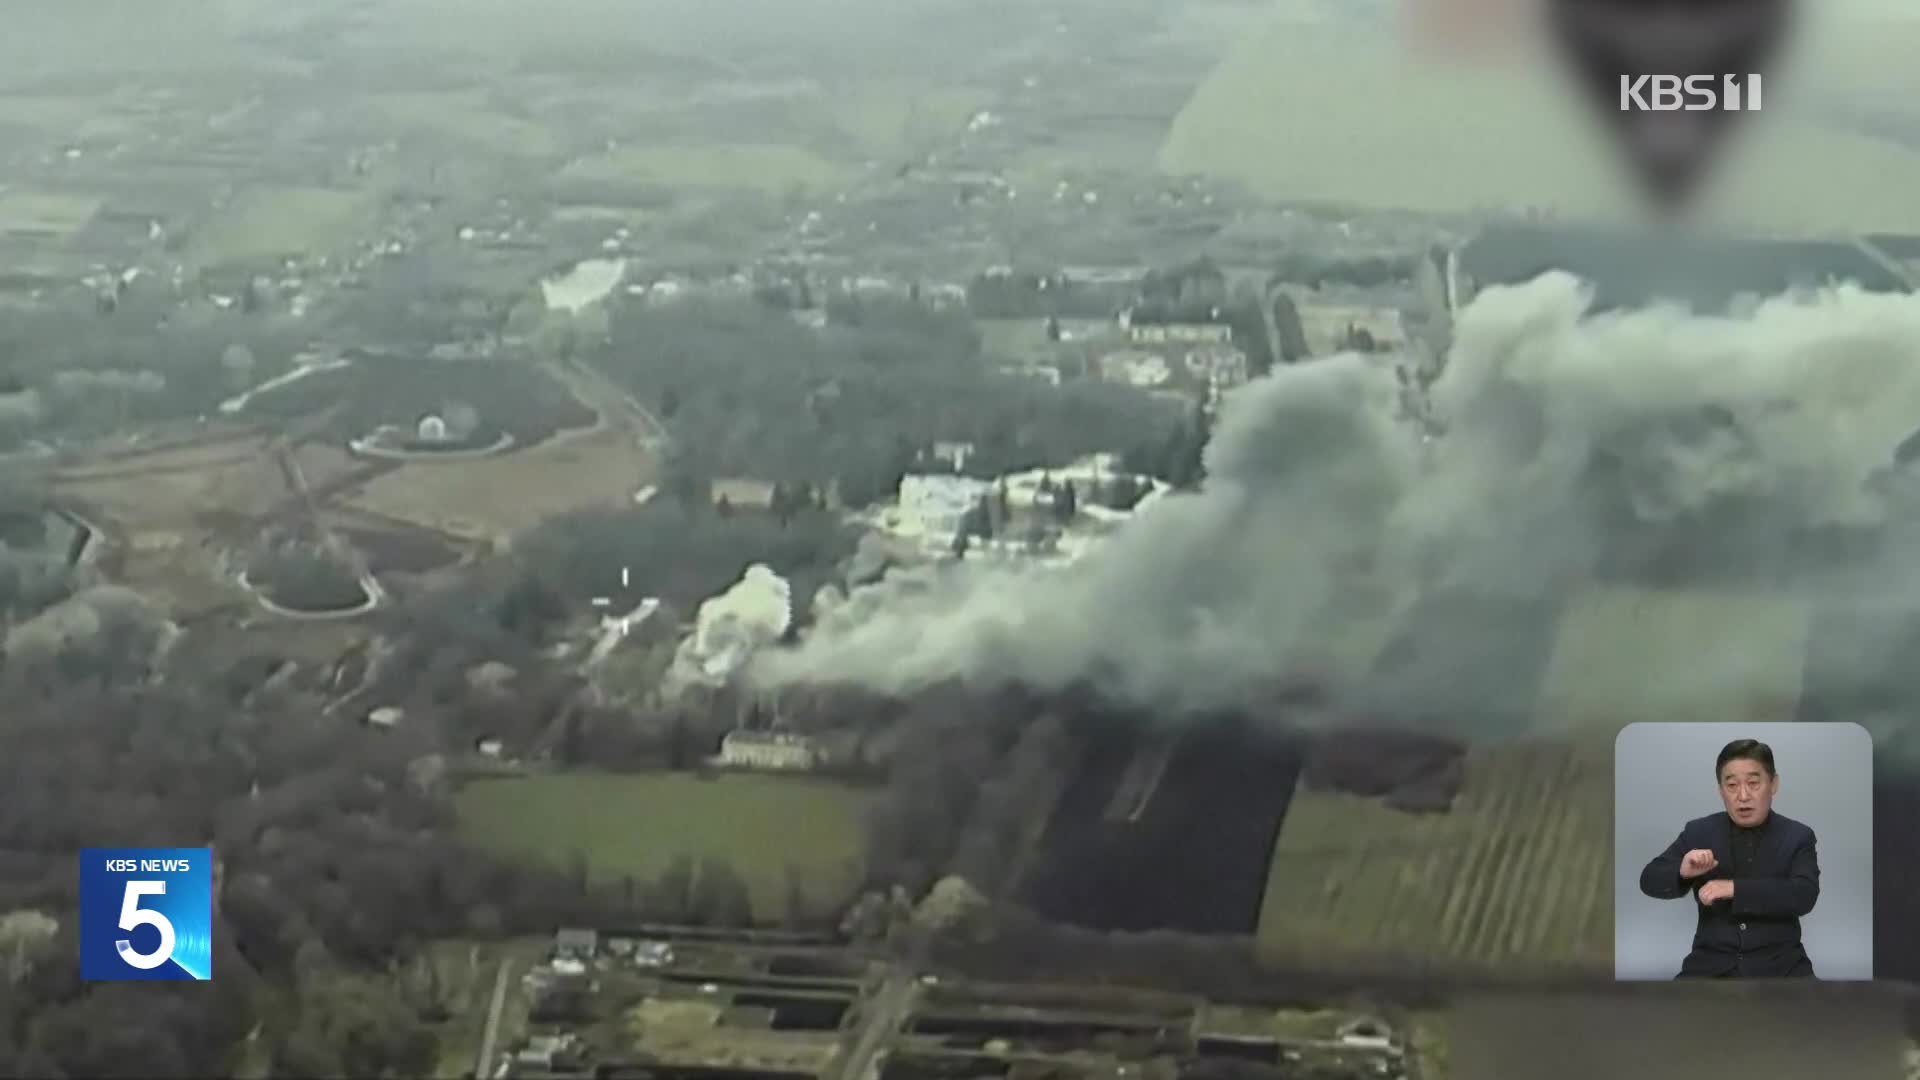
[
  {"left": 0, "top": 189, "right": 101, "bottom": 237},
  {"left": 453, "top": 771, "right": 876, "bottom": 922},
  {"left": 343, "top": 420, "right": 654, "bottom": 541},
  {"left": 373, "top": 91, "right": 565, "bottom": 159},
  {"left": 188, "top": 186, "right": 376, "bottom": 267},
  {"left": 828, "top": 86, "right": 981, "bottom": 158}
]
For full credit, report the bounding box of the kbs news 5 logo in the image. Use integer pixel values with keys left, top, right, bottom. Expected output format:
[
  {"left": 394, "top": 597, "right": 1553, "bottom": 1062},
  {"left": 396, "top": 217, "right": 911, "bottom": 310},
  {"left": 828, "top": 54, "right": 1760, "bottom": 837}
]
[{"left": 79, "top": 848, "right": 213, "bottom": 981}]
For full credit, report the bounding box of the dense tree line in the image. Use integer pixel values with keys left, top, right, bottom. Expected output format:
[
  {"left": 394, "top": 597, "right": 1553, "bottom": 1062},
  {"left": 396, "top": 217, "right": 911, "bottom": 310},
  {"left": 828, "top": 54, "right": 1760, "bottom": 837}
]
[
  {"left": 0, "top": 477, "right": 73, "bottom": 618},
  {"left": 0, "top": 292, "right": 307, "bottom": 447},
  {"left": 1269, "top": 252, "right": 1418, "bottom": 289},
  {"left": 0, "top": 680, "right": 448, "bottom": 1077},
  {"left": 328, "top": 241, "right": 529, "bottom": 349},
  {"left": 1123, "top": 399, "right": 1210, "bottom": 491},
  {"left": 0, "top": 533, "right": 784, "bottom": 1076},
  {"left": 0, "top": 247, "right": 565, "bottom": 453},
  {"left": 516, "top": 496, "right": 857, "bottom": 617},
  {"left": 246, "top": 541, "right": 368, "bottom": 612},
  {"left": 593, "top": 296, "right": 1182, "bottom": 506},
  {"left": 1131, "top": 258, "right": 1279, "bottom": 376},
  {"left": 0, "top": 602, "right": 789, "bottom": 1076}
]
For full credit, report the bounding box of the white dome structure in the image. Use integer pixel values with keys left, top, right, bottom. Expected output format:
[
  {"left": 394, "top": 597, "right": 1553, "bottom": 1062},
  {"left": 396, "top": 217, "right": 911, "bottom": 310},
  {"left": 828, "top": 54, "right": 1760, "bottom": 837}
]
[{"left": 416, "top": 414, "right": 449, "bottom": 443}]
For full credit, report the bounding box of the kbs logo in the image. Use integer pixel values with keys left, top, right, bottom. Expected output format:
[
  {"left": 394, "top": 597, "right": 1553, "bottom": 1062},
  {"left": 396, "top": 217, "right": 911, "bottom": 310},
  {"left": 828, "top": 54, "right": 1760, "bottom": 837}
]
[
  {"left": 1620, "top": 74, "right": 1763, "bottom": 112},
  {"left": 79, "top": 848, "right": 212, "bottom": 981}
]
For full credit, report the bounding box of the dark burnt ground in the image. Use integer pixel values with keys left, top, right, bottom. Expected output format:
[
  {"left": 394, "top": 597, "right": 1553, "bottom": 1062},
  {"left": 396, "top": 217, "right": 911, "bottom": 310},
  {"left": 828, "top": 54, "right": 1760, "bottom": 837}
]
[{"left": 1019, "top": 716, "right": 1306, "bottom": 935}]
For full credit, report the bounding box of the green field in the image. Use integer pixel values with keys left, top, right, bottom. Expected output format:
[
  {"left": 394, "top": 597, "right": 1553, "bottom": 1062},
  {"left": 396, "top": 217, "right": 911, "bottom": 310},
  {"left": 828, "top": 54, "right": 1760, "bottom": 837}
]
[
  {"left": 453, "top": 771, "right": 875, "bottom": 921},
  {"left": 1252, "top": 578, "right": 1814, "bottom": 974},
  {"left": 826, "top": 86, "right": 982, "bottom": 158},
  {"left": 0, "top": 189, "right": 100, "bottom": 238},
  {"left": 0, "top": 2, "right": 276, "bottom": 85},
  {"left": 188, "top": 187, "right": 377, "bottom": 267},
  {"left": 559, "top": 142, "right": 849, "bottom": 195},
  {"left": 1256, "top": 740, "right": 1614, "bottom": 974},
  {"left": 0, "top": 95, "right": 149, "bottom": 141},
  {"left": 373, "top": 91, "right": 566, "bottom": 159}
]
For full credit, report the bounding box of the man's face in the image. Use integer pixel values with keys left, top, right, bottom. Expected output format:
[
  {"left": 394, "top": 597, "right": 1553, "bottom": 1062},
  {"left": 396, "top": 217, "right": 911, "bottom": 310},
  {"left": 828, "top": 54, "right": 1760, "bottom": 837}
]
[{"left": 1719, "top": 757, "right": 1778, "bottom": 826}]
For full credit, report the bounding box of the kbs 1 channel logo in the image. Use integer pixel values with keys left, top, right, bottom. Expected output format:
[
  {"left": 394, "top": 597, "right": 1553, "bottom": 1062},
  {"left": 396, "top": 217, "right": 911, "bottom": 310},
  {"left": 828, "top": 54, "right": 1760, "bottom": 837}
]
[{"left": 79, "top": 848, "right": 213, "bottom": 981}]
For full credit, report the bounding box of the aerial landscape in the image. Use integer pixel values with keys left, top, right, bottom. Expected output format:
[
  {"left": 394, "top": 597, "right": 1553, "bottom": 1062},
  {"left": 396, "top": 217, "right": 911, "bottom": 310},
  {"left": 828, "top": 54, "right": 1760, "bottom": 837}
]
[{"left": 5, "top": 1, "right": 1920, "bottom": 1078}]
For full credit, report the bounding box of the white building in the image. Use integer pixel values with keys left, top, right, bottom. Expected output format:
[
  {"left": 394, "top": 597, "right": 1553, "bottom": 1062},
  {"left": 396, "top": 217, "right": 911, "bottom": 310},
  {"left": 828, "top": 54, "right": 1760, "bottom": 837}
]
[
  {"left": 1121, "top": 316, "right": 1233, "bottom": 346},
  {"left": 998, "top": 364, "right": 1062, "bottom": 386},
  {"left": 886, "top": 474, "right": 992, "bottom": 548},
  {"left": 1098, "top": 350, "right": 1172, "bottom": 388},
  {"left": 716, "top": 730, "right": 823, "bottom": 771},
  {"left": 1184, "top": 346, "right": 1249, "bottom": 387},
  {"left": 999, "top": 453, "right": 1132, "bottom": 510},
  {"left": 1296, "top": 302, "right": 1409, "bottom": 356},
  {"left": 929, "top": 441, "right": 975, "bottom": 473}
]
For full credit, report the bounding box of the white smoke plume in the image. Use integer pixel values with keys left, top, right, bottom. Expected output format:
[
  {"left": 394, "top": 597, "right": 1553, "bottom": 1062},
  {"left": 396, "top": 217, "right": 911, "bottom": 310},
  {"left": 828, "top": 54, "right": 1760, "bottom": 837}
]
[{"left": 751, "top": 273, "right": 1920, "bottom": 748}]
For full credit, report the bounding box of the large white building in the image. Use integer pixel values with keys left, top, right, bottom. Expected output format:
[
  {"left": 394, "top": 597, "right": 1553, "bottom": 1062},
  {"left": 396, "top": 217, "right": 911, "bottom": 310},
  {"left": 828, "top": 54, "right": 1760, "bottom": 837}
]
[
  {"left": 883, "top": 474, "right": 992, "bottom": 552},
  {"left": 716, "top": 730, "right": 823, "bottom": 771}
]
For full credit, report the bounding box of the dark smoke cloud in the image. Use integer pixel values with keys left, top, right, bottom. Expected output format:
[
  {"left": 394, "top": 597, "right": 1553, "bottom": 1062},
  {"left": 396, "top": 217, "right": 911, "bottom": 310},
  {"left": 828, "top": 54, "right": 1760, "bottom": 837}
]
[{"left": 752, "top": 273, "right": 1920, "bottom": 753}]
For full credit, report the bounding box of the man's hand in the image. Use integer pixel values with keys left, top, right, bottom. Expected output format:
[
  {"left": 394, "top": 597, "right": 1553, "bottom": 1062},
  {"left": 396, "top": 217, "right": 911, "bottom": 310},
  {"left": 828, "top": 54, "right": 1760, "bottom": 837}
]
[
  {"left": 1697, "top": 879, "right": 1735, "bottom": 906},
  {"left": 1680, "top": 849, "right": 1719, "bottom": 879}
]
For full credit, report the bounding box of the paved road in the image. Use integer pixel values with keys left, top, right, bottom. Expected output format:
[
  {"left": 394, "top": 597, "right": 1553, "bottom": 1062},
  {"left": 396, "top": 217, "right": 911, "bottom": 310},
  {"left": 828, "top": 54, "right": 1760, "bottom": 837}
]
[
  {"left": 474, "top": 957, "right": 512, "bottom": 1079},
  {"left": 826, "top": 966, "right": 919, "bottom": 1080},
  {"left": 558, "top": 356, "right": 672, "bottom": 452}
]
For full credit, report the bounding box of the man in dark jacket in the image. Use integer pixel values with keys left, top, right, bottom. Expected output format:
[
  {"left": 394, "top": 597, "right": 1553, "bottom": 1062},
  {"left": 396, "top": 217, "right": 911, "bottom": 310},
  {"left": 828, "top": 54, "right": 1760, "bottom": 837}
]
[{"left": 1639, "top": 738, "right": 1820, "bottom": 977}]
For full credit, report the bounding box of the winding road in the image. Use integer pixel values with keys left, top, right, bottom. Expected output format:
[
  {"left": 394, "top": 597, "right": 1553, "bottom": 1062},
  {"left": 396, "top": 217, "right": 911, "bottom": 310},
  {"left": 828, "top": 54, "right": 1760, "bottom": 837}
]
[{"left": 554, "top": 355, "right": 672, "bottom": 453}]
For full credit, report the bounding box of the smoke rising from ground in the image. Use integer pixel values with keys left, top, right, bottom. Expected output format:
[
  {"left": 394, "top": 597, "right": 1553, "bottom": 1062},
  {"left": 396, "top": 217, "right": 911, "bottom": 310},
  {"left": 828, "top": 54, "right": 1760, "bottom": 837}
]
[{"left": 751, "top": 273, "right": 1920, "bottom": 746}]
